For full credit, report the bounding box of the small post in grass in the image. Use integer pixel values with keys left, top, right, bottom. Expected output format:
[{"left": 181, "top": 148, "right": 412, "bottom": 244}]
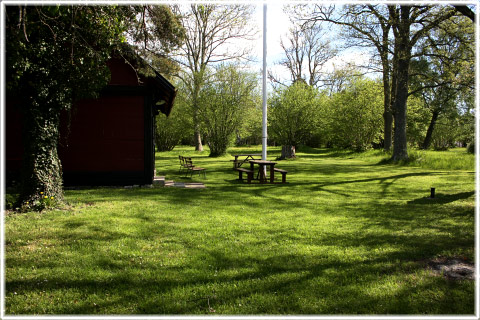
[{"left": 430, "top": 187, "right": 436, "bottom": 199}]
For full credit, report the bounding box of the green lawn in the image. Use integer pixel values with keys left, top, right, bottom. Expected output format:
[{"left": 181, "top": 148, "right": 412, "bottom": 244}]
[{"left": 5, "top": 146, "right": 475, "bottom": 315}]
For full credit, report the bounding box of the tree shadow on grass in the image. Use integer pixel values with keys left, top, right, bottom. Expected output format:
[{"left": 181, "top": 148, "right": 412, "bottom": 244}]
[
  {"left": 407, "top": 191, "right": 475, "bottom": 205},
  {"left": 6, "top": 236, "right": 475, "bottom": 314},
  {"left": 6, "top": 187, "right": 475, "bottom": 314}
]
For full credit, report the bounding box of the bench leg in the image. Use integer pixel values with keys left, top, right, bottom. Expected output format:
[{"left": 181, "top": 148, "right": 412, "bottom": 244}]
[
  {"left": 238, "top": 171, "right": 243, "bottom": 181},
  {"left": 247, "top": 172, "right": 252, "bottom": 184},
  {"left": 282, "top": 173, "right": 287, "bottom": 183}
]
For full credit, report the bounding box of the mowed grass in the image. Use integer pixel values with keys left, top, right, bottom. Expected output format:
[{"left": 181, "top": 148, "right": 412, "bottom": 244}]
[{"left": 5, "top": 146, "right": 475, "bottom": 315}]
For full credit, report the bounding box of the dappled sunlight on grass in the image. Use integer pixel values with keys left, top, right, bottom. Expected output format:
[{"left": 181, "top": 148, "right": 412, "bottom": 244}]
[{"left": 5, "top": 146, "right": 475, "bottom": 314}]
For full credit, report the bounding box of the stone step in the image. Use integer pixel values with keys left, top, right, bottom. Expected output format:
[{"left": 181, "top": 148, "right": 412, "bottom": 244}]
[
  {"left": 154, "top": 176, "right": 206, "bottom": 188},
  {"left": 153, "top": 176, "right": 165, "bottom": 186}
]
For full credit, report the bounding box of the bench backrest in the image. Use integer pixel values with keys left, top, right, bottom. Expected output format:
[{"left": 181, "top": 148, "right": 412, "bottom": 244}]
[{"left": 184, "top": 158, "right": 195, "bottom": 169}]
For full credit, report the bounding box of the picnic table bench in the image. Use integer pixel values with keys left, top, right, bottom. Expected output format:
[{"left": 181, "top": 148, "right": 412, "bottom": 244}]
[
  {"left": 235, "top": 167, "right": 254, "bottom": 183},
  {"left": 273, "top": 168, "right": 288, "bottom": 183},
  {"left": 231, "top": 153, "right": 262, "bottom": 169}
]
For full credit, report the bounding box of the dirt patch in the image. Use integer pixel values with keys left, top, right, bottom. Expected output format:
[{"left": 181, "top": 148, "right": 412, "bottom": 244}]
[{"left": 426, "top": 257, "right": 475, "bottom": 280}]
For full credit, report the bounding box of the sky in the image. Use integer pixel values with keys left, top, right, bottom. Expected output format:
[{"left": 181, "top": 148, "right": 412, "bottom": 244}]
[{"left": 249, "top": 3, "right": 373, "bottom": 87}]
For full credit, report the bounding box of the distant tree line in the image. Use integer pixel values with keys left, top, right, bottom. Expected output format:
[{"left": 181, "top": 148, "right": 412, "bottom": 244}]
[
  {"left": 5, "top": 3, "right": 475, "bottom": 210},
  {"left": 156, "top": 4, "right": 474, "bottom": 160}
]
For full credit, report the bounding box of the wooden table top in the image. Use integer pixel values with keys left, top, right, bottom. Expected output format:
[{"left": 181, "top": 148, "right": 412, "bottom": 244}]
[
  {"left": 233, "top": 153, "right": 262, "bottom": 157},
  {"left": 249, "top": 159, "right": 277, "bottom": 165}
]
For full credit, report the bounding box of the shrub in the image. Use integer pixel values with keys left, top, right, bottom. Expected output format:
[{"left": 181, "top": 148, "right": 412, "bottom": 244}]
[
  {"left": 467, "top": 141, "right": 475, "bottom": 154},
  {"left": 327, "top": 78, "right": 383, "bottom": 151},
  {"left": 269, "top": 82, "right": 320, "bottom": 158},
  {"left": 198, "top": 65, "right": 258, "bottom": 157},
  {"left": 155, "top": 90, "right": 193, "bottom": 152}
]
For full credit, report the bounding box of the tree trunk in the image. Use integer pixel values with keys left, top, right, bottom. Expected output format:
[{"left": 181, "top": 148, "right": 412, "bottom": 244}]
[
  {"left": 383, "top": 104, "right": 393, "bottom": 152},
  {"left": 391, "top": 7, "right": 411, "bottom": 162},
  {"left": 387, "top": 38, "right": 399, "bottom": 153},
  {"left": 391, "top": 61, "right": 410, "bottom": 161},
  {"left": 281, "top": 145, "right": 296, "bottom": 159},
  {"left": 381, "top": 28, "right": 393, "bottom": 152},
  {"left": 193, "top": 104, "right": 203, "bottom": 152},
  {"left": 19, "top": 105, "right": 64, "bottom": 208},
  {"left": 421, "top": 110, "right": 439, "bottom": 150},
  {"left": 194, "top": 130, "right": 203, "bottom": 151}
]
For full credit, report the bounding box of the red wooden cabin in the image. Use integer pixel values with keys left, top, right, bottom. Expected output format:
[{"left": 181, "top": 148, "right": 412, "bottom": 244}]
[{"left": 6, "top": 57, "right": 176, "bottom": 186}]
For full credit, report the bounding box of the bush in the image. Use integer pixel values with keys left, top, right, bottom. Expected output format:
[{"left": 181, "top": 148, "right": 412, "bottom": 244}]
[
  {"left": 198, "top": 65, "right": 258, "bottom": 157},
  {"left": 269, "top": 82, "right": 320, "bottom": 158},
  {"left": 5, "top": 193, "right": 18, "bottom": 210},
  {"left": 155, "top": 114, "right": 183, "bottom": 151},
  {"left": 327, "top": 78, "right": 383, "bottom": 151},
  {"left": 467, "top": 141, "right": 475, "bottom": 154},
  {"left": 155, "top": 90, "right": 193, "bottom": 152}
]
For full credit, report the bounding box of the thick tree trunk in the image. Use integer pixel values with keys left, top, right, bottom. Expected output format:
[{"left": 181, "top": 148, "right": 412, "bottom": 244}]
[
  {"left": 383, "top": 107, "right": 393, "bottom": 152},
  {"left": 194, "top": 130, "right": 203, "bottom": 151},
  {"left": 381, "top": 29, "right": 393, "bottom": 152},
  {"left": 391, "top": 7, "right": 411, "bottom": 162},
  {"left": 421, "top": 110, "right": 439, "bottom": 150},
  {"left": 281, "top": 145, "right": 296, "bottom": 159},
  {"left": 392, "top": 59, "right": 410, "bottom": 161},
  {"left": 19, "top": 105, "right": 64, "bottom": 208},
  {"left": 387, "top": 39, "right": 399, "bottom": 153}
]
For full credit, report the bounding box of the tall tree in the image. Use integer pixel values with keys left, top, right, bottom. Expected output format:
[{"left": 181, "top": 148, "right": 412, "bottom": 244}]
[
  {"left": 6, "top": 5, "right": 131, "bottom": 208},
  {"left": 171, "top": 4, "right": 256, "bottom": 151},
  {"left": 388, "top": 5, "right": 457, "bottom": 161},
  {"left": 270, "top": 22, "right": 337, "bottom": 88},
  {"left": 409, "top": 15, "right": 475, "bottom": 149},
  {"left": 295, "top": 4, "right": 460, "bottom": 160},
  {"left": 198, "top": 64, "right": 258, "bottom": 157},
  {"left": 293, "top": 4, "right": 396, "bottom": 151}
]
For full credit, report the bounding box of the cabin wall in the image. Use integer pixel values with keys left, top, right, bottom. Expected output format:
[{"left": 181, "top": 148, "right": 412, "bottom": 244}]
[
  {"left": 6, "top": 57, "right": 157, "bottom": 187},
  {"left": 59, "top": 94, "right": 149, "bottom": 186}
]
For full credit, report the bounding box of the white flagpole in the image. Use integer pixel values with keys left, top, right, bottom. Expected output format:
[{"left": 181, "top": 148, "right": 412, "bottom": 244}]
[{"left": 262, "top": 3, "right": 267, "bottom": 161}]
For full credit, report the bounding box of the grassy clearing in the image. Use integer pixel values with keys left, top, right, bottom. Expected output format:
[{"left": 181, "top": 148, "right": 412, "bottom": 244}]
[{"left": 5, "top": 146, "right": 475, "bottom": 315}]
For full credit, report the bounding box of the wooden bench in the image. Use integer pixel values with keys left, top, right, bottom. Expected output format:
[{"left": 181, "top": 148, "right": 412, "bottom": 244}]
[
  {"left": 184, "top": 158, "right": 206, "bottom": 178},
  {"left": 236, "top": 167, "right": 254, "bottom": 183},
  {"left": 178, "top": 155, "right": 189, "bottom": 174},
  {"left": 274, "top": 168, "right": 288, "bottom": 183}
]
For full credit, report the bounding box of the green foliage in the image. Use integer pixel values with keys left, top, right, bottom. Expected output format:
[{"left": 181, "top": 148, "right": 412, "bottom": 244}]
[
  {"left": 6, "top": 6, "right": 131, "bottom": 208},
  {"left": 269, "top": 82, "right": 319, "bottom": 147},
  {"left": 155, "top": 90, "right": 193, "bottom": 151},
  {"left": 409, "top": 14, "right": 475, "bottom": 150},
  {"left": 22, "top": 192, "right": 58, "bottom": 212},
  {"left": 431, "top": 115, "right": 459, "bottom": 151},
  {"left": 5, "top": 194, "right": 17, "bottom": 210},
  {"left": 406, "top": 96, "right": 431, "bottom": 148},
  {"left": 127, "top": 5, "right": 185, "bottom": 77},
  {"left": 234, "top": 97, "right": 263, "bottom": 146},
  {"left": 326, "top": 78, "right": 384, "bottom": 151},
  {"left": 466, "top": 141, "right": 475, "bottom": 154},
  {"left": 198, "top": 65, "right": 258, "bottom": 157}
]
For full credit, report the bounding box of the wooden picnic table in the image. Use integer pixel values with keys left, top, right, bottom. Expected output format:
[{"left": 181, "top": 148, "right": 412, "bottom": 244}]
[
  {"left": 231, "top": 153, "right": 262, "bottom": 169},
  {"left": 249, "top": 159, "right": 277, "bottom": 183}
]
